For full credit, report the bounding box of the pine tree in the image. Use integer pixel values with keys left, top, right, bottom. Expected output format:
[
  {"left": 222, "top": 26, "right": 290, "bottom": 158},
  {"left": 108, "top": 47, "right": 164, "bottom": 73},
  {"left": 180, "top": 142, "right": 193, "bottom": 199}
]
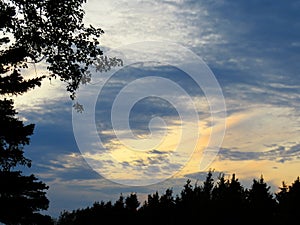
[
  {"left": 0, "top": 99, "right": 50, "bottom": 225},
  {"left": 247, "top": 175, "right": 277, "bottom": 223},
  {"left": 276, "top": 177, "right": 300, "bottom": 223},
  {"left": 125, "top": 193, "right": 140, "bottom": 212}
]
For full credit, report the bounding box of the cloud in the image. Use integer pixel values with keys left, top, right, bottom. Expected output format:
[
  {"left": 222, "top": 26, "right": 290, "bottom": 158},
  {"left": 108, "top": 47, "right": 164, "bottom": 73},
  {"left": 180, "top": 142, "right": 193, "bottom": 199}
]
[
  {"left": 24, "top": 153, "right": 101, "bottom": 183},
  {"left": 92, "top": 63, "right": 210, "bottom": 146},
  {"left": 83, "top": 0, "right": 300, "bottom": 120},
  {"left": 149, "top": 149, "right": 168, "bottom": 155},
  {"left": 10, "top": 0, "right": 300, "bottom": 217},
  {"left": 218, "top": 143, "right": 300, "bottom": 163},
  {"left": 79, "top": 146, "right": 184, "bottom": 185}
]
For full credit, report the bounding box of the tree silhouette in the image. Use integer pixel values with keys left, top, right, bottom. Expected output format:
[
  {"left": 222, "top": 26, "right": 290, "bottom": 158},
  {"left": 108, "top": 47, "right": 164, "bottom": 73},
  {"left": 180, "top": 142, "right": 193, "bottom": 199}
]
[
  {"left": 140, "top": 189, "right": 175, "bottom": 224},
  {"left": 114, "top": 193, "right": 125, "bottom": 211},
  {"left": 1, "top": 0, "right": 121, "bottom": 224},
  {"left": 159, "top": 188, "right": 175, "bottom": 211},
  {"left": 0, "top": 0, "right": 122, "bottom": 100},
  {"left": 55, "top": 171, "right": 300, "bottom": 225},
  {"left": 246, "top": 175, "right": 277, "bottom": 224},
  {"left": 125, "top": 193, "right": 140, "bottom": 212},
  {"left": 212, "top": 173, "right": 246, "bottom": 224},
  {"left": 285, "top": 177, "right": 300, "bottom": 213},
  {"left": 276, "top": 177, "right": 300, "bottom": 223},
  {"left": 0, "top": 99, "right": 50, "bottom": 225}
]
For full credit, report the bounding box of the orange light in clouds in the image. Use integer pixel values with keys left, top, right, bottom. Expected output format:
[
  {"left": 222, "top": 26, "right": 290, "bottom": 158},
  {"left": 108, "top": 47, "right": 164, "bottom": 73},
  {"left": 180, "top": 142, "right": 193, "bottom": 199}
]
[{"left": 178, "top": 111, "right": 253, "bottom": 176}]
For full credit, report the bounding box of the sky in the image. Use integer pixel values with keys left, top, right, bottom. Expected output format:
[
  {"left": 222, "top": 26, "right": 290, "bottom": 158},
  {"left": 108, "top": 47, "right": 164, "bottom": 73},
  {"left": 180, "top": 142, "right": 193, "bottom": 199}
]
[{"left": 12, "top": 0, "right": 300, "bottom": 217}]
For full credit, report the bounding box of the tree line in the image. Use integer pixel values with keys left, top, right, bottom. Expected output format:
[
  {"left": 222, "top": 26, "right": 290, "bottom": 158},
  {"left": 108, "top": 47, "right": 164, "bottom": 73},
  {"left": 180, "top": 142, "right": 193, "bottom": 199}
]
[{"left": 57, "top": 171, "right": 300, "bottom": 225}]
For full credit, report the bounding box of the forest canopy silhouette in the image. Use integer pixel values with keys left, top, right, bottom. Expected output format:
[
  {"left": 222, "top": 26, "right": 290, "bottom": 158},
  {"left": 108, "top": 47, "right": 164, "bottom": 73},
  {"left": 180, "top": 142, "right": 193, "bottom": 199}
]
[{"left": 57, "top": 171, "right": 300, "bottom": 225}]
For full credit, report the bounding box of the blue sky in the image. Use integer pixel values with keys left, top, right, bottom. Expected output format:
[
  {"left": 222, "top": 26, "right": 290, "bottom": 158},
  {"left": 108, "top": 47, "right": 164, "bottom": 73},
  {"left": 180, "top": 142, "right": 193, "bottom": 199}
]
[{"left": 13, "top": 0, "right": 300, "bottom": 217}]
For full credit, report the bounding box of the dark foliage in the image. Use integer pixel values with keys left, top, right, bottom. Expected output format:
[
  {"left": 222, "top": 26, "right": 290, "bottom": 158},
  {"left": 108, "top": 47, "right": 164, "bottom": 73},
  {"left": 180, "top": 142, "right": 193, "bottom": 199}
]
[
  {"left": 0, "top": 0, "right": 122, "bottom": 100},
  {"left": 0, "top": 99, "right": 52, "bottom": 225},
  {"left": 57, "top": 171, "right": 300, "bottom": 225},
  {"left": 0, "top": 171, "right": 50, "bottom": 225},
  {"left": 0, "top": 0, "right": 120, "bottom": 224},
  {"left": 0, "top": 99, "right": 33, "bottom": 171}
]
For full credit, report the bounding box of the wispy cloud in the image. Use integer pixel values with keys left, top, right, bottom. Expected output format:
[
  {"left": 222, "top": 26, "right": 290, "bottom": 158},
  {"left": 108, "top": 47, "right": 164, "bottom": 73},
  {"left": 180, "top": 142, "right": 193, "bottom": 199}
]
[
  {"left": 218, "top": 142, "right": 300, "bottom": 163},
  {"left": 10, "top": 0, "right": 300, "bottom": 217}
]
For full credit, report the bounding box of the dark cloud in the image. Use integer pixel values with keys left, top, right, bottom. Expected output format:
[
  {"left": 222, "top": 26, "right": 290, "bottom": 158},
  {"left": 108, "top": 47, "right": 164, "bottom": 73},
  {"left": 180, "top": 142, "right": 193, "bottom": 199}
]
[
  {"left": 218, "top": 143, "right": 300, "bottom": 163},
  {"left": 15, "top": 0, "right": 300, "bottom": 217},
  {"left": 173, "top": 0, "right": 300, "bottom": 114},
  {"left": 95, "top": 63, "right": 209, "bottom": 144},
  {"left": 149, "top": 149, "right": 169, "bottom": 155},
  {"left": 51, "top": 168, "right": 101, "bottom": 181},
  {"left": 116, "top": 149, "right": 183, "bottom": 179}
]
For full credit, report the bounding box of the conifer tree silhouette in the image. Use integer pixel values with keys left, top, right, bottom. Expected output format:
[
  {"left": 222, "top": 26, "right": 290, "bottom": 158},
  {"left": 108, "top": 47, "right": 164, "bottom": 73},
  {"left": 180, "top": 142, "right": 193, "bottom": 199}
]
[
  {"left": 56, "top": 171, "right": 300, "bottom": 225},
  {"left": 0, "top": 100, "right": 50, "bottom": 224},
  {"left": 246, "top": 175, "right": 277, "bottom": 224}
]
